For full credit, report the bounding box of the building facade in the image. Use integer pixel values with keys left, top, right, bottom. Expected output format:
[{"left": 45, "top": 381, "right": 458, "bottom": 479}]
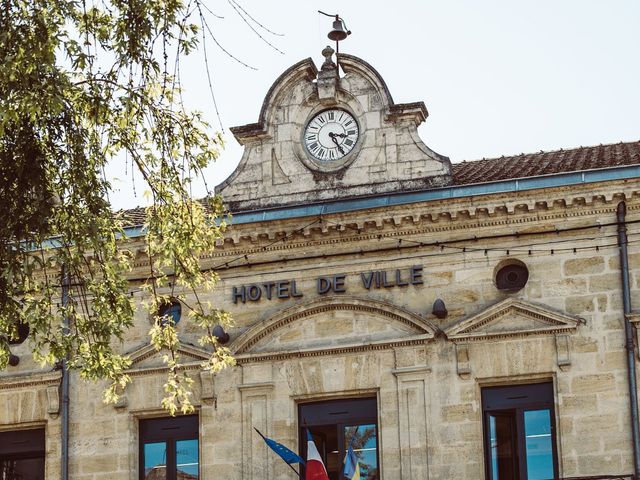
[{"left": 2, "top": 48, "right": 640, "bottom": 480}]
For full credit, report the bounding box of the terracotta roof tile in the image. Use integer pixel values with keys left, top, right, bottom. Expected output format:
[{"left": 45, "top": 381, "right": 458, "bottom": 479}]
[
  {"left": 452, "top": 141, "right": 640, "bottom": 185},
  {"left": 118, "top": 141, "right": 640, "bottom": 224}
]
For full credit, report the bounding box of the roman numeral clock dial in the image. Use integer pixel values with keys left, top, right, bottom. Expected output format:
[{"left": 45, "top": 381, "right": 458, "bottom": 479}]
[{"left": 304, "top": 109, "right": 359, "bottom": 162}]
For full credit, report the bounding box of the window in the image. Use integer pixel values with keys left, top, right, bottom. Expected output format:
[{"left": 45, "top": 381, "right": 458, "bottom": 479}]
[
  {"left": 159, "top": 300, "right": 182, "bottom": 326},
  {"left": 7, "top": 321, "right": 29, "bottom": 345},
  {"left": 139, "top": 415, "right": 199, "bottom": 480},
  {"left": 482, "top": 382, "right": 558, "bottom": 480},
  {"left": 494, "top": 260, "right": 529, "bottom": 292},
  {"left": 0, "top": 428, "right": 45, "bottom": 480},
  {"left": 299, "top": 397, "right": 379, "bottom": 480}
]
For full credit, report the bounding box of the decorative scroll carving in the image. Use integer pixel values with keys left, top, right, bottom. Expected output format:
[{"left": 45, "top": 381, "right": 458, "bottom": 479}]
[
  {"left": 46, "top": 385, "right": 60, "bottom": 416},
  {"left": 555, "top": 334, "right": 571, "bottom": 369},
  {"left": 200, "top": 371, "right": 215, "bottom": 403},
  {"left": 455, "top": 344, "right": 471, "bottom": 377}
]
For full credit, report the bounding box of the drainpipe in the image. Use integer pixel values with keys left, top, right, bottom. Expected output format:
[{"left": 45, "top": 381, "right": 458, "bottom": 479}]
[
  {"left": 61, "top": 265, "right": 70, "bottom": 480},
  {"left": 617, "top": 201, "right": 640, "bottom": 478}
]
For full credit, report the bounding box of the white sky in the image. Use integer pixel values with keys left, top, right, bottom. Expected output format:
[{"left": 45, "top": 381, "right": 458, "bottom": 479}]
[{"left": 106, "top": 0, "right": 640, "bottom": 210}]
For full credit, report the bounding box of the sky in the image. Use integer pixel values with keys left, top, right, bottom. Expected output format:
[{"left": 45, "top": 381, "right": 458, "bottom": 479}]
[{"left": 106, "top": 0, "right": 640, "bottom": 210}]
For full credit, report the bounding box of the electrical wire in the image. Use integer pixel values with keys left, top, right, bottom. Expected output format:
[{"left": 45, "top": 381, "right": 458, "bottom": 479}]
[{"left": 50, "top": 214, "right": 640, "bottom": 298}]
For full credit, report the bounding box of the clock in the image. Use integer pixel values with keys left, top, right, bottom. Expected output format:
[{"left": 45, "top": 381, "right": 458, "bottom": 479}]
[{"left": 303, "top": 109, "right": 359, "bottom": 162}]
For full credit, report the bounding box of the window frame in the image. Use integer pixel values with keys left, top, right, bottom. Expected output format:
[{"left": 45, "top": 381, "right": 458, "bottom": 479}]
[
  {"left": 0, "top": 427, "right": 46, "bottom": 479},
  {"left": 298, "top": 397, "right": 380, "bottom": 480},
  {"left": 481, "top": 382, "right": 559, "bottom": 480},
  {"left": 139, "top": 414, "right": 199, "bottom": 480}
]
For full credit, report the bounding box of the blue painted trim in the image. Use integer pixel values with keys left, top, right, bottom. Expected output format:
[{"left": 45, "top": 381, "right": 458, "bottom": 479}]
[{"left": 121, "top": 164, "right": 640, "bottom": 237}]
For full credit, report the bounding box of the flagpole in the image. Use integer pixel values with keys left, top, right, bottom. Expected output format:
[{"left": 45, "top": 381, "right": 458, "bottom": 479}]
[{"left": 253, "top": 427, "right": 301, "bottom": 477}]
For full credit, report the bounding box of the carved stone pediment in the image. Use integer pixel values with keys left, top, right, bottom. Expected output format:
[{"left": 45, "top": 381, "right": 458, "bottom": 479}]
[
  {"left": 127, "top": 341, "right": 211, "bottom": 372},
  {"left": 230, "top": 296, "right": 438, "bottom": 362},
  {"left": 217, "top": 52, "right": 451, "bottom": 212},
  {"left": 445, "top": 298, "right": 584, "bottom": 342}
]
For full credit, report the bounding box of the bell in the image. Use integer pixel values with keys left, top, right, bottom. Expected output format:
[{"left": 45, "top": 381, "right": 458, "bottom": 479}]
[{"left": 328, "top": 18, "right": 349, "bottom": 41}]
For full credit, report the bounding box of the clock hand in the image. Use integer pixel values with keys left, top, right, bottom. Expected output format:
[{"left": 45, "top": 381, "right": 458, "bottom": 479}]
[{"left": 329, "top": 133, "right": 345, "bottom": 154}]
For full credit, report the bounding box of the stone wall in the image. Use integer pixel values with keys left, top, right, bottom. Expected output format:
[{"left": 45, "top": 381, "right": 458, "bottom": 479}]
[{"left": 1, "top": 182, "right": 640, "bottom": 479}]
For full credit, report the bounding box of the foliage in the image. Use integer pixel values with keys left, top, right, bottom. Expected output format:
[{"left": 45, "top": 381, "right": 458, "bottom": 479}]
[{"left": 0, "top": 0, "right": 236, "bottom": 414}]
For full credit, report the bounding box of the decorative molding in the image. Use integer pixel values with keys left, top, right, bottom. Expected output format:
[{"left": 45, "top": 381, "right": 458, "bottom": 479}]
[
  {"left": 0, "top": 371, "right": 61, "bottom": 391},
  {"left": 240, "top": 381, "right": 274, "bottom": 480},
  {"left": 555, "top": 334, "right": 571, "bottom": 370},
  {"left": 228, "top": 296, "right": 438, "bottom": 364},
  {"left": 127, "top": 361, "right": 204, "bottom": 377},
  {"left": 396, "top": 372, "right": 431, "bottom": 477},
  {"left": 391, "top": 365, "right": 431, "bottom": 376},
  {"left": 455, "top": 344, "right": 471, "bottom": 378},
  {"left": 235, "top": 336, "right": 433, "bottom": 365},
  {"left": 200, "top": 371, "right": 215, "bottom": 401},
  {"left": 445, "top": 298, "right": 584, "bottom": 342},
  {"left": 113, "top": 394, "right": 128, "bottom": 410},
  {"left": 127, "top": 341, "right": 211, "bottom": 367},
  {"left": 207, "top": 187, "right": 640, "bottom": 250},
  {"left": 231, "top": 296, "right": 438, "bottom": 356},
  {"left": 237, "top": 381, "right": 275, "bottom": 392},
  {"left": 228, "top": 58, "right": 317, "bottom": 146},
  {"left": 46, "top": 384, "right": 60, "bottom": 416}
]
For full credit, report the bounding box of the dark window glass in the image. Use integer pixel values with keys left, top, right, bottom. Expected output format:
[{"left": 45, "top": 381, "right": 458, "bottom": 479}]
[
  {"left": 299, "top": 398, "right": 379, "bottom": 480},
  {"left": 495, "top": 262, "right": 529, "bottom": 291},
  {"left": 7, "top": 321, "right": 29, "bottom": 345},
  {"left": 159, "top": 301, "right": 182, "bottom": 326},
  {"left": 482, "top": 382, "right": 557, "bottom": 480},
  {"left": 0, "top": 428, "right": 45, "bottom": 480},
  {"left": 140, "top": 415, "right": 198, "bottom": 480}
]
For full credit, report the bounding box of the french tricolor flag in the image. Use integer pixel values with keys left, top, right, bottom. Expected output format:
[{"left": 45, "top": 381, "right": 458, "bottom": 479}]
[{"left": 305, "top": 430, "right": 330, "bottom": 480}]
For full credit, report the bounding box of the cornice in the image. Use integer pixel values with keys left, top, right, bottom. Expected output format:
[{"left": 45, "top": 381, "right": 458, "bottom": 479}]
[
  {"left": 208, "top": 185, "right": 639, "bottom": 251},
  {"left": 235, "top": 336, "right": 433, "bottom": 365},
  {"left": 164, "top": 200, "right": 638, "bottom": 271},
  {"left": 127, "top": 361, "right": 203, "bottom": 377},
  {"left": 0, "top": 370, "right": 61, "bottom": 391},
  {"left": 123, "top": 183, "right": 640, "bottom": 273}
]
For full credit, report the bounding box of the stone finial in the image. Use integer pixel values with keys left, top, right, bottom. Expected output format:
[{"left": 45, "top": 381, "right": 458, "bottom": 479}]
[
  {"left": 321, "top": 45, "right": 336, "bottom": 70},
  {"left": 317, "top": 46, "right": 337, "bottom": 102}
]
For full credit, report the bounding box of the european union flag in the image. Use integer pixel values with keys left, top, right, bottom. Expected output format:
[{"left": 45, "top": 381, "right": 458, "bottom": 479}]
[
  {"left": 254, "top": 427, "right": 305, "bottom": 465},
  {"left": 342, "top": 442, "right": 361, "bottom": 480}
]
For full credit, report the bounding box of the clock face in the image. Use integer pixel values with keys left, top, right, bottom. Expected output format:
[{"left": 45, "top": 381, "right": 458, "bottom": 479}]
[{"left": 304, "top": 109, "right": 359, "bottom": 162}]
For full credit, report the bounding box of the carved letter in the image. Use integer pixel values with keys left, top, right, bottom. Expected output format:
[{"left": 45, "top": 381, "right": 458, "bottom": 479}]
[
  {"left": 247, "top": 285, "right": 262, "bottom": 302},
  {"left": 276, "top": 281, "right": 290, "bottom": 299},
  {"left": 290, "top": 280, "right": 303, "bottom": 298},
  {"left": 395, "top": 269, "right": 409, "bottom": 286},
  {"left": 410, "top": 266, "right": 424, "bottom": 285},
  {"left": 317, "top": 277, "right": 332, "bottom": 294},
  {"left": 263, "top": 282, "right": 276, "bottom": 300},
  {"left": 232, "top": 286, "right": 246, "bottom": 304},
  {"left": 361, "top": 272, "right": 374, "bottom": 290}
]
